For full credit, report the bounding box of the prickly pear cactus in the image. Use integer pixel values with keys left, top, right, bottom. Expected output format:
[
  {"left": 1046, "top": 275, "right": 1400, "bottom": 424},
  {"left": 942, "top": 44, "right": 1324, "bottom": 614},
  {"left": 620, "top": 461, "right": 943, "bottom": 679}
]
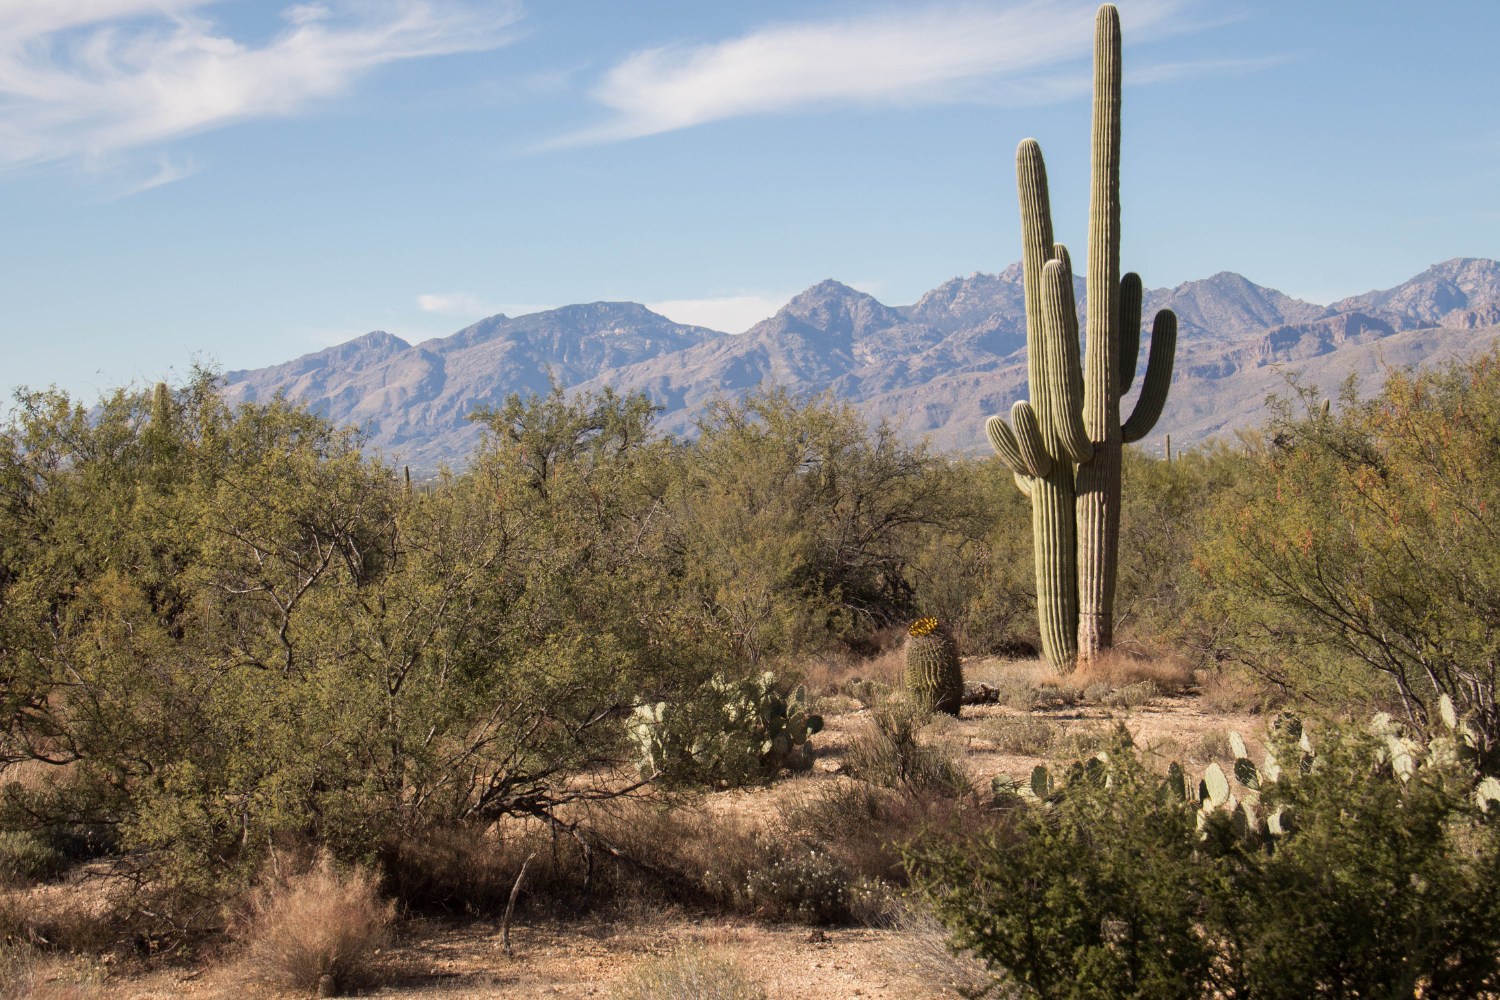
[
  {"left": 628, "top": 672, "right": 824, "bottom": 788},
  {"left": 904, "top": 617, "right": 963, "bottom": 716}
]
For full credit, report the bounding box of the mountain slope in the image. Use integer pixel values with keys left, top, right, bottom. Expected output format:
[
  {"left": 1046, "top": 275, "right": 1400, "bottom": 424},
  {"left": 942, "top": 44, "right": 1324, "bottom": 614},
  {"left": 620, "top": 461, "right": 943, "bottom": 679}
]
[{"left": 223, "top": 258, "right": 1500, "bottom": 468}]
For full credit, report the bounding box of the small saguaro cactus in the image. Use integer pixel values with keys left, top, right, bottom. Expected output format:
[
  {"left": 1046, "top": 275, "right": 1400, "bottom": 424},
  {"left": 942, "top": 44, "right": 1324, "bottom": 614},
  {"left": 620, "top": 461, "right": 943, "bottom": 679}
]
[
  {"left": 984, "top": 4, "right": 1178, "bottom": 671},
  {"left": 904, "top": 616, "right": 963, "bottom": 716}
]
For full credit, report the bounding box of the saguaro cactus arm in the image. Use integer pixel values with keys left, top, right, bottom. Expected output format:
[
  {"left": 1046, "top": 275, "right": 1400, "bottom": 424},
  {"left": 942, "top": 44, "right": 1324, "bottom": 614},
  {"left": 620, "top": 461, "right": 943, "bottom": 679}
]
[
  {"left": 1118, "top": 273, "right": 1142, "bottom": 394},
  {"left": 1121, "top": 309, "right": 1178, "bottom": 443},
  {"left": 986, "top": 415, "right": 1029, "bottom": 476},
  {"left": 1040, "top": 258, "right": 1094, "bottom": 464},
  {"left": 1011, "top": 400, "right": 1053, "bottom": 479}
]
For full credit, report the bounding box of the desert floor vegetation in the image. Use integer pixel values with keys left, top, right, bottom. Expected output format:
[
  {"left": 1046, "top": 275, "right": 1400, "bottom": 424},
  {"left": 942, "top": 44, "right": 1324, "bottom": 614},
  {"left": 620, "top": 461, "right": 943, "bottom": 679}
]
[{"left": 5, "top": 349, "right": 1500, "bottom": 996}]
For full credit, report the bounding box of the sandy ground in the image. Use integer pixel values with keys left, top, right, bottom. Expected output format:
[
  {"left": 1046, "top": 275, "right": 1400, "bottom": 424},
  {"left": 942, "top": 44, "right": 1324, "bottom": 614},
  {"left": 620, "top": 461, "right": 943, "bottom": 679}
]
[{"left": 12, "top": 664, "right": 1266, "bottom": 1000}]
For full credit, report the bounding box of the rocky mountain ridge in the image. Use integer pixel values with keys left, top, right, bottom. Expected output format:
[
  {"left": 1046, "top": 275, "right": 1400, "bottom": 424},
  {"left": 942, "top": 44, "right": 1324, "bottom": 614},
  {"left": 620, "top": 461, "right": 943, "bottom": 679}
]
[{"left": 223, "top": 257, "right": 1500, "bottom": 469}]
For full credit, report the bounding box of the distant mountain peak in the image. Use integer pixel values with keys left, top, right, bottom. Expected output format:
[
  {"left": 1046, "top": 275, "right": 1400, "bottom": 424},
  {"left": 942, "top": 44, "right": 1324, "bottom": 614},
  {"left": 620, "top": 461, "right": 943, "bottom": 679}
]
[
  {"left": 351, "top": 330, "right": 411, "bottom": 350},
  {"left": 222, "top": 257, "right": 1500, "bottom": 470}
]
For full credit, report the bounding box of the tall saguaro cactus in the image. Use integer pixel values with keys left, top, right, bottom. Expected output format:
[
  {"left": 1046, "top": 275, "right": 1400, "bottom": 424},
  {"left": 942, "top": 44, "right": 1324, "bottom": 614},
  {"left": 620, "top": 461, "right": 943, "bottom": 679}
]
[{"left": 985, "top": 4, "right": 1177, "bottom": 670}]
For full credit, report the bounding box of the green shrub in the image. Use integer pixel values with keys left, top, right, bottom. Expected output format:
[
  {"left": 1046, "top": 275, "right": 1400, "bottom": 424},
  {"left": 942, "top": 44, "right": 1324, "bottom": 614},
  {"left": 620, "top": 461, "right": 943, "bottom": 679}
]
[
  {"left": 0, "top": 831, "right": 65, "bottom": 886},
  {"left": 1198, "top": 353, "right": 1500, "bottom": 757},
  {"left": 913, "top": 717, "right": 1500, "bottom": 999}
]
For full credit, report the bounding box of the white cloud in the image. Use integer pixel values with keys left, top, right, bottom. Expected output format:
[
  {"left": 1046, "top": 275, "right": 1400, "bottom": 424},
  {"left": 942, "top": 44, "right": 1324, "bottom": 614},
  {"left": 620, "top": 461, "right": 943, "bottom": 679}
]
[
  {"left": 546, "top": 0, "right": 1190, "bottom": 148},
  {"left": 417, "top": 291, "right": 488, "bottom": 316},
  {"left": 0, "top": 0, "right": 523, "bottom": 170},
  {"left": 417, "top": 292, "right": 553, "bottom": 318},
  {"left": 646, "top": 293, "right": 789, "bottom": 334}
]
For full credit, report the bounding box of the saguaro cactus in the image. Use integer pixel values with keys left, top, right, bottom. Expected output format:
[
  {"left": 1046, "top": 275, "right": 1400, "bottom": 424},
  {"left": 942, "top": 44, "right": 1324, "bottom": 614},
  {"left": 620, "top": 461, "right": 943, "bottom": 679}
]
[{"left": 985, "top": 4, "right": 1177, "bottom": 670}]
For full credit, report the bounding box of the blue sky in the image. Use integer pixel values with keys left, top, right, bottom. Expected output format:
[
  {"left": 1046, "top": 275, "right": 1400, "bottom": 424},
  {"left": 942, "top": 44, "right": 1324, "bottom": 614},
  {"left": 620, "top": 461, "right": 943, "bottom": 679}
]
[{"left": 2, "top": 0, "right": 1497, "bottom": 400}]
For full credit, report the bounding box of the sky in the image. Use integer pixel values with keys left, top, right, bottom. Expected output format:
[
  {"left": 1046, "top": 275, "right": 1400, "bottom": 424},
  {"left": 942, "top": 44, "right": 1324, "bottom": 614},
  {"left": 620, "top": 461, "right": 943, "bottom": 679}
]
[{"left": 1, "top": 0, "right": 1497, "bottom": 400}]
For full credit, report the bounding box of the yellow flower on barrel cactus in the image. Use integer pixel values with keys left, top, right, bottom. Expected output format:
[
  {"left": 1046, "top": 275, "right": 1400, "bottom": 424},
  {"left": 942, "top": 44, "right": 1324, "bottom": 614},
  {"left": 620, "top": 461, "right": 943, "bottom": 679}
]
[{"left": 905, "top": 617, "right": 962, "bottom": 716}]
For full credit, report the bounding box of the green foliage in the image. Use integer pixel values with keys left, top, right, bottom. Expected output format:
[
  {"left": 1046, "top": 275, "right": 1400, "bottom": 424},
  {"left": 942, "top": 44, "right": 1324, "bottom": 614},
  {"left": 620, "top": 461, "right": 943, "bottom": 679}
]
[
  {"left": 628, "top": 672, "right": 824, "bottom": 788},
  {"left": 1196, "top": 351, "right": 1500, "bottom": 760},
  {"left": 0, "top": 376, "right": 726, "bottom": 928},
  {"left": 0, "top": 830, "right": 65, "bottom": 885},
  {"left": 672, "top": 388, "right": 968, "bottom": 660},
  {"left": 918, "top": 716, "right": 1500, "bottom": 999},
  {"left": 919, "top": 734, "right": 1211, "bottom": 999}
]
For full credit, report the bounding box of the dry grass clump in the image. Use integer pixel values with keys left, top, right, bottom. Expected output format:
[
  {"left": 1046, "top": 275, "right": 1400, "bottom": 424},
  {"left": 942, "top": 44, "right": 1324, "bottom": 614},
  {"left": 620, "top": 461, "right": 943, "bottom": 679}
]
[
  {"left": 1071, "top": 649, "right": 1195, "bottom": 695},
  {"left": 800, "top": 647, "right": 905, "bottom": 709},
  {"left": 240, "top": 851, "right": 394, "bottom": 995},
  {"left": 1197, "top": 666, "right": 1280, "bottom": 714},
  {"left": 981, "top": 716, "right": 1058, "bottom": 756},
  {"left": 0, "top": 942, "right": 105, "bottom": 1000},
  {"left": 612, "top": 948, "right": 768, "bottom": 1000},
  {"left": 846, "top": 698, "right": 971, "bottom": 797},
  {"left": 882, "top": 904, "right": 1011, "bottom": 999}
]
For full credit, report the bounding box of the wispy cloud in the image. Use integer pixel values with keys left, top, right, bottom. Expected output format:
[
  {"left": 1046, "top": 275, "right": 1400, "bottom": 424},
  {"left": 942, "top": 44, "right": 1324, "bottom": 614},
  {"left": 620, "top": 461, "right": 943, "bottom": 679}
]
[
  {"left": 646, "top": 293, "right": 789, "bottom": 333},
  {"left": 417, "top": 291, "right": 489, "bottom": 316},
  {"left": 0, "top": 1, "right": 523, "bottom": 172},
  {"left": 545, "top": 0, "right": 1195, "bottom": 148},
  {"left": 417, "top": 292, "right": 551, "bottom": 319}
]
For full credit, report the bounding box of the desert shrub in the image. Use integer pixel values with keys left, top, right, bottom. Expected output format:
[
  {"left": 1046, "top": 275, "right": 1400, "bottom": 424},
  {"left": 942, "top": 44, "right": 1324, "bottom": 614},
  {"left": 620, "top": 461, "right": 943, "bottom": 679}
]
[
  {"left": 1196, "top": 666, "right": 1278, "bottom": 715},
  {"left": 671, "top": 389, "right": 968, "bottom": 659},
  {"left": 0, "top": 942, "right": 105, "bottom": 1000},
  {"left": 982, "top": 716, "right": 1056, "bottom": 756},
  {"left": 742, "top": 848, "right": 853, "bottom": 924},
  {"left": 847, "top": 699, "right": 971, "bottom": 796},
  {"left": 1198, "top": 355, "right": 1500, "bottom": 760},
  {"left": 0, "top": 379, "right": 729, "bottom": 930},
  {"left": 913, "top": 718, "right": 1500, "bottom": 999},
  {"left": 240, "top": 852, "right": 393, "bottom": 994},
  {"left": 0, "top": 833, "right": 65, "bottom": 886},
  {"left": 1191, "top": 728, "right": 1233, "bottom": 763},
  {"left": 1100, "top": 680, "right": 1159, "bottom": 710},
  {"left": 883, "top": 903, "right": 1009, "bottom": 999},
  {"left": 1070, "top": 649, "right": 1194, "bottom": 695},
  {"left": 613, "top": 949, "right": 768, "bottom": 1000},
  {"left": 913, "top": 736, "right": 1211, "bottom": 999}
]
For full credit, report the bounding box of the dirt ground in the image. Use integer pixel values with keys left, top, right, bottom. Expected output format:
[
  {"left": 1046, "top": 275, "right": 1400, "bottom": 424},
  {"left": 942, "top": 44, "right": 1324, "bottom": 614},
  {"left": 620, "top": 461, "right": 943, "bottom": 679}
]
[{"left": 10, "top": 659, "right": 1267, "bottom": 1000}]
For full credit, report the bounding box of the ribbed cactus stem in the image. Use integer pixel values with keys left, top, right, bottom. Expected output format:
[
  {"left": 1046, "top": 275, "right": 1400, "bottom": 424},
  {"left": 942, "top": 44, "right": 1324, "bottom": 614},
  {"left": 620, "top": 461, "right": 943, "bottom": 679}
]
[
  {"left": 983, "top": 3, "right": 1175, "bottom": 671},
  {"left": 1010, "top": 400, "right": 1052, "bottom": 479},
  {"left": 1040, "top": 258, "right": 1093, "bottom": 464},
  {"left": 1121, "top": 311, "right": 1177, "bottom": 443},
  {"left": 1075, "top": 2, "right": 1124, "bottom": 658},
  {"left": 1118, "top": 273, "right": 1142, "bottom": 394},
  {"left": 904, "top": 618, "right": 963, "bottom": 716},
  {"left": 1015, "top": 138, "right": 1079, "bottom": 670}
]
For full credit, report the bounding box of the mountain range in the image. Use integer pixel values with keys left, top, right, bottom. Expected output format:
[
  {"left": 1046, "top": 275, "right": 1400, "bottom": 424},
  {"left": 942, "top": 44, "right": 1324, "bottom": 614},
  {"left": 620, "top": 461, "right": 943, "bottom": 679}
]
[{"left": 223, "top": 258, "right": 1500, "bottom": 470}]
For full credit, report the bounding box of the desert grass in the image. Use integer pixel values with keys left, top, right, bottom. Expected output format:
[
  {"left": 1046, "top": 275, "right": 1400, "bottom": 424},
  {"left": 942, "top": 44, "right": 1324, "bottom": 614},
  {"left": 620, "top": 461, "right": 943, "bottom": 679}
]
[
  {"left": 882, "top": 904, "right": 1012, "bottom": 999},
  {"left": 612, "top": 948, "right": 768, "bottom": 1000},
  {"left": 1069, "top": 649, "right": 1195, "bottom": 695},
  {"left": 239, "top": 851, "right": 394, "bottom": 995}
]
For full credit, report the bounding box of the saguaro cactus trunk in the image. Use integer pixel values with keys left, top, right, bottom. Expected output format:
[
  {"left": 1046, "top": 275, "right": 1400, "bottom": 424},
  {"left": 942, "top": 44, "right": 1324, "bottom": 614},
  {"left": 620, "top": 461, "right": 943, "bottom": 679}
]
[{"left": 985, "top": 4, "right": 1178, "bottom": 671}]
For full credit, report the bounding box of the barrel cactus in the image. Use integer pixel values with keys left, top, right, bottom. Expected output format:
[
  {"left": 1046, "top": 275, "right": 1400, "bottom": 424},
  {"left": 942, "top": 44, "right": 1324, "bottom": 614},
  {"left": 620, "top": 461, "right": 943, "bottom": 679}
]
[
  {"left": 984, "top": 4, "right": 1178, "bottom": 671},
  {"left": 904, "top": 616, "right": 963, "bottom": 716}
]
